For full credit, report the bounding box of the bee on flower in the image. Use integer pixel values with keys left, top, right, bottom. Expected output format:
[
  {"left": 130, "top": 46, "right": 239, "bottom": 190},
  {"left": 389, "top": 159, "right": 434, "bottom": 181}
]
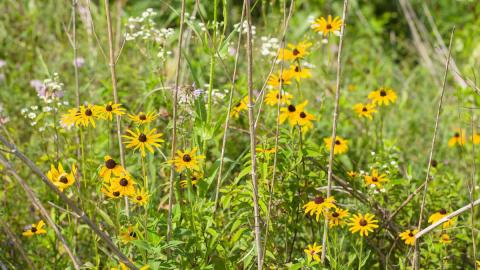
[
  {"left": 22, "top": 220, "right": 47, "bottom": 237},
  {"left": 277, "top": 41, "right": 312, "bottom": 61},
  {"left": 311, "top": 15, "right": 343, "bottom": 37},
  {"left": 348, "top": 213, "right": 379, "bottom": 237},
  {"left": 169, "top": 148, "right": 205, "bottom": 172},
  {"left": 368, "top": 87, "right": 397, "bottom": 106},
  {"left": 353, "top": 103, "right": 377, "bottom": 120},
  {"left": 303, "top": 196, "right": 336, "bottom": 221},
  {"left": 96, "top": 102, "right": 125, "bottom": 120},
  {"left": 323, "top": 136, "right": 348, "bottom": 155},
  {"left": 123, "top": 127, "right": 164, "bottom": 157},
  {"left": 447, "top": 128, "right": 466, "bottom": 147},
  {"left": 46, "top": 163, "right": 77, "bottom": 192},
  {"left": 128, "top": 111, "right": 157, "bottom": 125}
]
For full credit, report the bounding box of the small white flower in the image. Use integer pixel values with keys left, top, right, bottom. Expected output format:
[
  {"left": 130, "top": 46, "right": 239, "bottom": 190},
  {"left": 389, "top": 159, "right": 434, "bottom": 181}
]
[
  {"left": 371, "top": 151, "right": 376, "bottom": 156},
  {"left": 27, "top": 112, "right": 36, "bottom": 119}
]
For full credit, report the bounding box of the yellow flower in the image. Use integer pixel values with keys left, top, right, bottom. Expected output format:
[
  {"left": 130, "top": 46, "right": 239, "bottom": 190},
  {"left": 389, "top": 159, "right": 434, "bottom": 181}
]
[
  {"left": 123, "top": 128, "right": 164, "bottom": 157},
  {"left": 428, "top": 209, "right": 454, "bottom": 229},
  {"left": 279, "top": 101, "right": 308, "bottom": 126},
  {"left": 312, "top": 15, "right": 342, "bottom": 37},
  {"left": 472, "top": 133, "right": 480, "bottom": 144},
  {"left": 128, "top": 111, "right": 157, "bottom": 125},
  {"left": 99, "top": 156, "right": 125, "bottom": 182},
  {"left": 22, "top": 220, "right": 47, "bottom": 237},
  {"left": 96, "top": 102, "right": 125, "bottom": 120},
  {"left": 278, "top": 41, "right": 312, "bottom": 61},
  {"left": 368, "top": 87, "right": 397, "bottom": 106},
  {"left": 326, "top": 207, "right": 349, "bottom": 228},
  {"left": 112, "top": 262, "right": 150, "bottom": 270},
  {"left": 76, "top": 104, "right": 100, "bottom": 128},
  {"left": 439, "top": 233, "right": 452, "bottom": 244},
  {"left": 448, "top": 128, "right": 466, "bottom": 147},
  {"left": 180, "top": 171, "right": 202, "bottom": 189},
  {"left": 111, "top": 173, "right": 137, "bottom": 196},
  {"left": 169, "top": 148, "right": 205, "bottom": 172},
  {"left": 256, "top": 147, "right": 277, "bottom": 154},
  {"left": 347, "top": 171, "right": 358, "bottom": 178},
  {"left": 46, "top": 163, "right": 76, "bottom": 192},
  {"left": 348, "top": 213, "right": 379, "bottom": 237},
  {"left": 364, "top": 169, "right": 388, "bottom": 188},
  {"left": 399, "top": 229, "right": 418, "bottom": 246},
  {"left": 353, "top": 103, "right": 377, "bottom": 120},
  {"left": 297, "top": 110, "right": 316, "bottom": 132},
  {"left": 60, "top": 107, "right": 81, "bottom": 127},
  {"left": 119, "top": 226, "right": 140, "bottom": 243},
  {"left": 303, "top": 196, "right": 336, "bottom": 221},
  {"left": 131, "top": 189, "right": 149, "bottom": 206},
  {"left": 323, "top": 136, "right": 348, "bottom": 155},
  {"left": 264, "top": 90, "right": 293, "bottom": 106},
  {"left": 289, "top": 65, "right": 312, "bottom": 81},
  {"left": 230, "top": 97, "right": 248, "bottom": 118},
  {"left": 267, "top": 70, "right": 293, "bottom": 88},
  {"left": 304, "top": 242, "right": 322, "bottom": 263},
  {"left": 101, "top": 184, "right": 122, "bottom": 199}
]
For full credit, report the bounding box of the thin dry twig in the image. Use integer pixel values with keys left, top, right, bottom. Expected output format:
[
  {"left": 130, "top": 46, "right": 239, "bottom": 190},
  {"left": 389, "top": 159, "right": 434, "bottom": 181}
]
[
  {"left": 245, "top": 0, "right": 263, "bottom": 268},
  {"left": 321, "top": 0, "right": 349, "bottom": 263},
  {"left": 468, "top": 115, "right": 478, "bottom": 267},
  {"left": 412, "top": 27, "right": 455, "bottom": 270},
  {"left": 0, "top": 135, "right": 138, "bottom": 270},
  {"left": 167, "top": 0, "right": 186, "bottom": 243},
  {"left": 0, "top": 154, "right": 81, "bottom": 269}
]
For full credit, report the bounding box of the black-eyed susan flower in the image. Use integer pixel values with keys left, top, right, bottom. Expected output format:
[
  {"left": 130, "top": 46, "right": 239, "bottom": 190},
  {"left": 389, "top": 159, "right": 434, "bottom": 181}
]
[
  {"left": 60, "top": 107, "right": 81, "bottom": 127},
  {"left": 77, "top": 104, "right": 100, "bottom": 128},
  {"left": 99, "top": 156, "right": 124, "bottom": 182},
  {"left": 347, "top": 171, "right": 358, "bottom": 178},
  {"left": 101, "top": 184, "right": 122, "bottom": 199},
  {"left": 364, "top": 169, "right": 388, "bottom": 188},
  {"left": 267, "top": 70, "right": 293, "bottom": 88},
  {"left": 448, "top": 128, "right": 466, "bottom": 147},
  {"left": 303, "top": 196, "right": 336, "bottom": 221},
  {"left": 428, "top": 209, "right": 454, "bottom": 228},
  {"left": 111, "top": 174, "right": 136, "bottom": 196},
  {"left": 256, "top": 147, "right": 277, "bottom": 155},
  {"left": 119, "top": 226, "right": 140, "bottom": 243},
  {"left": 123, "top": 128, "right": 164, "bottom": 157},
  {"left": 289, "top": 65, "right": 312, "bottom": 81},
  {"left": 264, "top": 90, "right": 293, "bottom": 106},
  {"left": 230, "top": 97, "right": 248, "bottom": 118},
  {"left": 353, "top": 103, "right": 377, "bottom": 120},
  {"left": 96, "top": 102, "right": 125, "bottom": 120},
  {"left": 46, "top": 163, "right": 76, "bottom": 192},
  {"left": 368, "top": 87, "right": 397, "bottom": 106},
  {"left": 170, "top": 148, "right": 205, "bottom": 172},
  {"left": 312, "top": 15, "right": 342, "bottom": 37},
  {"left": 180, "top": 171, "right": 202, "bottom": 189},
  {"left": 472, "top": 132, "right": 480, "bottom": 144},
  {"left": 348, "top": 213, "right": 379, "bottom": 237},
  {"left": 131, "top": 189, "right": 149, "bottom": 206},
  {"left": 326, "top": 207, "right": 349, "bottom": 228},
  {"left": 279, "top": 100, "right": 308, "bottom": 126},
  {"left": 439, "top": 233, "right": 452, "bottom": 244},
  {"left": 323, "top": 136, "right": 348, "bottom": 155},
  {"left": 297, "top": 110, "right": 315, "bottom": 132},
  {"left": 399, "top": 229, "right": 418, "bottom": 246},
  {"left": 304, "top": 242, "right": 322, "bottom": 263},
  {"left": 22, "top": 220, "right": 47, "bottom": 237},
  {"left": 278, "top": 41, "right": 312, "bottom": 61},
  {"left": 128, "top": 111, "right": 157, "bottom": 125}
]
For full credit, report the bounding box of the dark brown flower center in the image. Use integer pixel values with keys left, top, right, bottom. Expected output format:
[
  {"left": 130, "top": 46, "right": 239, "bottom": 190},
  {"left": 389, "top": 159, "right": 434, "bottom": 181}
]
[
  {"left": 129, "top": 231, "right": 137, "bottom": 238},
  {"left": 139, "top": 114, "right": 147, "bottom": 121},
  {"left": 332, "top": 212, "right": 340, "bottom": 218},
  {"left": 106, "top": 105, "right": 113, "bottom": 111},
  {"left": 408, "top": 232, "right": 414, "bottom": 237},
  {"left": 439, "top": 209, "right": 447, "bottom": 215},
  {"left": 85, "top": 109, "right": 93, "bottom": 116},
  {"left": 299, "top": 112, "right": 307, "bottom": 118},
  {"left": 362, "top": 107, "right": 368, "bottom": 112},
  {"left": 59, "top": 176, "right": 68, "bottom": 184},
  {"left": 113, "top": 191, "right": 120, "bottom": 197},
  {"left": 120, "top": 178, "right": 129, "bottom": 186},
  {"left": 359, "top": 219, "right": 368, "bottom": 226},
  {"left": 292, "top": 48, "right": 300, "bottom": 56},
  {"left": 31, "top": 227, "right": 37, "bottom": 233},
  {"left": 295, "top": 66, "right": 300, "bottom": 72},
  {"left": 380, "top": 90, "right": 387, "bottom": 97},
  {"left": 183, "top": 154, "right": 192, "bottom": 162},
  {"left": 235, "top": 102, "right": 241, "bottom": 107},
  {"left": 105, "top": 159, "right": 116, "bottom": 169},
  {"left": 326, "top": 24, "right": 332, "bottom": 30},
  {"left": 431, "top": 159, "right": 438, "bottom": 168},
  {"left": 314, "top": 197, "right": 324, "bottom": 204},
  {"left": 372, "top": 177, "right": 378, "bottom": 182},
  {"left": 335, "top": 140, "right": 341, "bottom": 145},
  {"left": 288, "top": 105, "right": 296, "bottom": 112},
  {"left": 454, "top": 132, "right": 460, "bottom": 138},
  {"left": 138, "top": 133, "right": 147, "bottom": 142},
  {"left": 136, "top": 196, "right": 142, "bottom": 201}
]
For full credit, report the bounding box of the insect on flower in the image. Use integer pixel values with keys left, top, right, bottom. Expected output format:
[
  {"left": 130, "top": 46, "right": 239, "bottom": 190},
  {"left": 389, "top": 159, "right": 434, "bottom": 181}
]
[{"left": 23, "top": 220, "right": 47, "bottom": 237}]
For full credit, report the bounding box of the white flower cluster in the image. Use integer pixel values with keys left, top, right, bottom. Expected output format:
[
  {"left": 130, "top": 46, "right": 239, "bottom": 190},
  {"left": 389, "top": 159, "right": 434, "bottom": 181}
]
[
  {"left": 260, "top": 36, "right": 279, "bottom": 57},
  {"left": 234, "top": 21, "right": 256, "bottom": 36},
  {"left": 125, "top": 8, "right": 175, "bottom": 44},
  {"left": 20, "top": 101, "right": 69, "bottom": 130}
]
